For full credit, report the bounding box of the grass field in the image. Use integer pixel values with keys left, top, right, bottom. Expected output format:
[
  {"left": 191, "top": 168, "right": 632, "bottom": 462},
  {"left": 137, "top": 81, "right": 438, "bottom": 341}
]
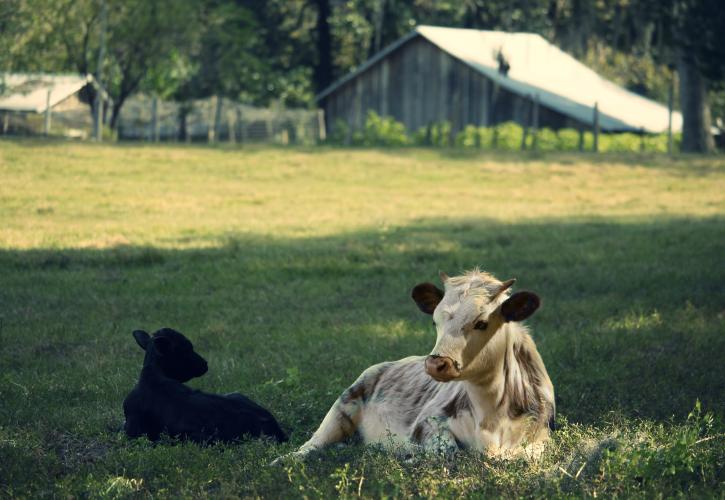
[{"left": 1, "top": 139, "right": 724, "bottom": 498}]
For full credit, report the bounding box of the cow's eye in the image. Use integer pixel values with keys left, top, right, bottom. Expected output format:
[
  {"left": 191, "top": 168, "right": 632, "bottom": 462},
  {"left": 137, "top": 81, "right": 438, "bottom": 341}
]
[{"left": 474, "top": 320, "right": 488, "bottom": 330}]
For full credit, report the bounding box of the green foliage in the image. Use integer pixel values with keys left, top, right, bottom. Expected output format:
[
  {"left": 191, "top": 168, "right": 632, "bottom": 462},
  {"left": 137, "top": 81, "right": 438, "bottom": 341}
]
[
  {"left": 601, "top": 401, "right": 720, "bottom": 491},
  {"left": 361, "top": 111, "right": 409, "bottom": 146},
  {"left": 494, "top": 121, "right": 524, "bottom": 149},
  {"left": 415, "top": 121, "right": 453, "bottom": 147},
  {"left": 328, "top": 112, "right": 409, "bottom": 146},
  {"left": 532, "top": 127, "right": 560, "bottom": 151}
]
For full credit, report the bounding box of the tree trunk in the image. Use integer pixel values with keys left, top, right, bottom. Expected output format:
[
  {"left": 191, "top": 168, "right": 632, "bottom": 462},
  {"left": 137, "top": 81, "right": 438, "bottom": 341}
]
[
  {"left": 678, "top": 53, "right": 715, "bottom": 153},
  {"left": 313, "top": 0, "right": 333, "bottom": 94}
]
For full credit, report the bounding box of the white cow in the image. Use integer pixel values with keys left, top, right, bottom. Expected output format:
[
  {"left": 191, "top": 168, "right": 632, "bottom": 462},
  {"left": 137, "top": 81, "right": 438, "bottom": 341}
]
[{"left": 275, "top": 269, "right": 555, "bottom": 462}]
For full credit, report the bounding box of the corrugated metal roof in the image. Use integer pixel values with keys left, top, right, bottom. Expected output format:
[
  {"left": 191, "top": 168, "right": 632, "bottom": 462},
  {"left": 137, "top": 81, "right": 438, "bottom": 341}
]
[
  {"left": 317, "top": 26, "right": 681, "bottom": 133},
  {"left": 0, "top": 73, "right": 96, "bottom": 113}
]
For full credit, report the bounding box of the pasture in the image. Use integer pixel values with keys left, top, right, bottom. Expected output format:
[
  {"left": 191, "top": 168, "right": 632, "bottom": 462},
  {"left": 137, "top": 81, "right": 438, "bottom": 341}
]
[{"left": 0, "top": 140, "right": 723, "bottom": 497}]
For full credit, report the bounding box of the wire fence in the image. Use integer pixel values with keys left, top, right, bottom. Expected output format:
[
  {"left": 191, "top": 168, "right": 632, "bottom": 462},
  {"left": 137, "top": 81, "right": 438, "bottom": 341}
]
[
  {"left": 0, "top": 94, "right": 325, "bottom": 144},
  {"left": 117, "top": 95, "right": 326, "bottom": 145}
]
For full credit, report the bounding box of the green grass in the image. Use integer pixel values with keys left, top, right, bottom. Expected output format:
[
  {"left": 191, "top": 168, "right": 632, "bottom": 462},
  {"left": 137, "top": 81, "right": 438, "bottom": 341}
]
[{"left": 1, "top": 139, "right": 724, "bottom": 498}]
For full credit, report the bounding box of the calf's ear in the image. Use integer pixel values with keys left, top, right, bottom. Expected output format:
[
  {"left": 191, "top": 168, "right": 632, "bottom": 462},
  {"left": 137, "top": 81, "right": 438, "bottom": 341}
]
[
  {"left": 133, "top": 330, "right": 151, "bottom": 350},
  {"left": 500, "top": 291, "right": 540, "bottom": 322},
  {"left": 411, "top": 282, "right": 444, "bottom": 315}
]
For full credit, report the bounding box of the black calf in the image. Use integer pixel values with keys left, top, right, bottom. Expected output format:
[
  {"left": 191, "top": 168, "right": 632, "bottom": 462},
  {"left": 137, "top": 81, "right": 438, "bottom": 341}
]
[{"left": 123, "top": 328, "right": 287, "bottom": 443}]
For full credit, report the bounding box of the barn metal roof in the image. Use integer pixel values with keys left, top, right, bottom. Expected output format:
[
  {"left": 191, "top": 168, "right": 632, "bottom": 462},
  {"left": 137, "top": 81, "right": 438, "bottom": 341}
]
[
  {"left": 0, "top": 73, "right": 102, "bottom": 113},
  {"left": 317, "top": 26, "right": 681, "bottom": 133}
]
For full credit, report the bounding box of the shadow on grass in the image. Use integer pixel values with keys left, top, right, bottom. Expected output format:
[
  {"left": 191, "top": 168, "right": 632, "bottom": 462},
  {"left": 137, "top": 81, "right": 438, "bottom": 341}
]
[{"left": 0, "top": 215, "right": 723, "bottom": 435}]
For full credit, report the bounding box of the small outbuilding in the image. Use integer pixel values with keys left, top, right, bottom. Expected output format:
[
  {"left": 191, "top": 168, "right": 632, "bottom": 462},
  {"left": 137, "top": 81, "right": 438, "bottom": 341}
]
[
  {"left": 317, "top": 26, "right": 681, "bottom": 137},
  {"left": 0, "top": 73, "right": 108, "bottom": 138}
]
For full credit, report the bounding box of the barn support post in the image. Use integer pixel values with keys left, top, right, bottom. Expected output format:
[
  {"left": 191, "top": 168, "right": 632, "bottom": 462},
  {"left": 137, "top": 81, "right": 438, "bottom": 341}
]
[
  {"left": 44, "top": 89, "right": 52, "bottom": 135},
  {"left": 521, "top": 96, "right": 530, "bottom": 151},
  {"left": 667, "top": 73, "right": 674, "bottom": 155},
  {"left": 578, "top": 128, "right": 584, "bottom": 151},
  {"left": 592, "top": 102, "right": 600, "bottom": 152},
  {"left": 639, "top": 126, "right": 645, "bottom": 152},
  {"left": 532, "top": 94, "right": 540, "bottom": 150},
  {"left": 2, "top": 112, "right": 9, "bottom": 134},
  {"left": 317, "top": 109, "right": 326, "bottom": 143}
]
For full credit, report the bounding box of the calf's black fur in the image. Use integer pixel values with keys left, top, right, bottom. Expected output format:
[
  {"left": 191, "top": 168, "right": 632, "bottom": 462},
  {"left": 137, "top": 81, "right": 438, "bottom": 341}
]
[{"left": 123, "top": 327, "right": 287, "bottom": 443}]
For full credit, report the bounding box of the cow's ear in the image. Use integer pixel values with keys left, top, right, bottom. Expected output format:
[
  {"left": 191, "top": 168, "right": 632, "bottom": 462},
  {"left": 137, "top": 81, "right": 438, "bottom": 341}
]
[
  {"left": 133, "top": 330, "right": 150, "bottom": 350},
  {"left": 412, "top": 282, "right": 444, "bottom": 315},
  {"left": 500, "top": 291, "right": 540, "bottom": 322},
  {"left": 152, "top": 336, "right": 173, "bottom": 356}
]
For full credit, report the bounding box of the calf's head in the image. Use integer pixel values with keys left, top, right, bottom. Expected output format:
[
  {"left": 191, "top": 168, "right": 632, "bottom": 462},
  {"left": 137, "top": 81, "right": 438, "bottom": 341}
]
[
  {"left": 412, "top": 269, "right": 539, "bottom": 382},
  {"left": 133, "top": 328, "right": 208, "bottom": 382}
]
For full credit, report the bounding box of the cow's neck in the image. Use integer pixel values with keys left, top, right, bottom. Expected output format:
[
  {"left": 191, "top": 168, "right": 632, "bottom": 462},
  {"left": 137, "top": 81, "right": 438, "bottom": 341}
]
[{"left": 462, "top": 325, "right": 510, "bottom": 428}]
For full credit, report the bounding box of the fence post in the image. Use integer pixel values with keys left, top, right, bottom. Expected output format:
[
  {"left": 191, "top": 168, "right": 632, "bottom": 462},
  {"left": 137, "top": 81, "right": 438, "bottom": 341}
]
[
  {"left": 317, "top": 109, "right": 326, "bottom": 143},
  {"left": 151, "top": 96, "right": 160, "bottom": 142},
  {"left": 521, "top": 97, "right": 530, "bottom": 151},
  {"left": 213, "top": 95, "right": 222, "bottom": 143},
  {"left": 227, "top": 108, "right": 236, "bottom": 144},
  {"left": 238, "top": 107, "right": 245, "bottom": 144},
  {"left": 667, "top": 73, "right": 674, "bottom": 155},
  {"left": 44, "top": 89, "right": 52, "bottom": 135},
  {"left": 592, "top": 102, "right": 600, "bottom": 152},
  {"left": 531, "top": 94, "right": 540, "bottom": 151}
]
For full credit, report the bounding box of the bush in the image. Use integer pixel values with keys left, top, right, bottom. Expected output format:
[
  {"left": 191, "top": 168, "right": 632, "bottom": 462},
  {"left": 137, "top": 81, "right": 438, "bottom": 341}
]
[
  {"left": 494, "top": 122, "right": 524, "bottom": 150},
  {"left": 558, "top": 128, "right": 582, "bottom": 150},
  {"left": 329, "top": 119, "right": 350, "bottom": 144},
  {"left": 605, "top": 132, "right": 642, "bottom": 152},
  {"left": 330, "top": 112, "right": 677, "bottom": 153},
  {"left": 454, "top": 125, "right": 480, "bottom": 148},
  {"left": 361, "top": 111, "right": 409, "bottom": 146},
  {"left": 532, "top": 127, "right": 560, "bottom": 151}
]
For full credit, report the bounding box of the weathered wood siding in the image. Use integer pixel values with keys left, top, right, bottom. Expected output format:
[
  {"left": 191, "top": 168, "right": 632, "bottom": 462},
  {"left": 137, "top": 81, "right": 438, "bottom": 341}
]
[{"left": 321, "top": 36, "right": 585, "bottom": 135}]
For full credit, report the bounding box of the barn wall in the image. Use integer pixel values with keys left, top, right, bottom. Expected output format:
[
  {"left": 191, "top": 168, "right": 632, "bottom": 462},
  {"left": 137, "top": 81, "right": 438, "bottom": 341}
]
[{"left": 321, "top": 36, "right": 586, "bottom": 137}]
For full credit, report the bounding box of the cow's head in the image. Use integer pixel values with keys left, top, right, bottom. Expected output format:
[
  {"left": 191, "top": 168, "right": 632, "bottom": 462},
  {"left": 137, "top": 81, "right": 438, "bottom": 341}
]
[
  {"left": 412, "top": 269, "right": 539, "bottom": 382},
  {"left": 133, "top": 327, "right": 208, "bottom": 382}
]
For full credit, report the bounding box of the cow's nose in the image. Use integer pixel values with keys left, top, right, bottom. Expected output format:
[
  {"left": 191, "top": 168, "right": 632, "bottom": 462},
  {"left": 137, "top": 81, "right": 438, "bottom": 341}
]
[{"left": 425, "top": 355, "right": 460, "bottom": 381}]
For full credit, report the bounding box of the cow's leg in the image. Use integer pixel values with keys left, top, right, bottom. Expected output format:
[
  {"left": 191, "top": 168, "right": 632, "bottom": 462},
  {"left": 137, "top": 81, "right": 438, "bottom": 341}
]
[
  {"left": 411, "top": 415, "right": 459, "bottom": 458},
  {"left": 270, "top": 392, "right": 363, "bottom": 465}
]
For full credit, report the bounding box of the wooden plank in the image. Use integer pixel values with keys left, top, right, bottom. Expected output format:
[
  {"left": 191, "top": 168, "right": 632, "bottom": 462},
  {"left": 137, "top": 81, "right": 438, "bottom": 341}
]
[
  {"left": 415, "top": 39, "right": 424, "bottom": 130},
  {"left": 479, "top": 76, "right": 488, "bottom": 126},
  {"left": 440, "top": 50, "right": 450, "bottom": 127},
  {"left": 381, "top": 59, "right": 389, "bottom": 116}
]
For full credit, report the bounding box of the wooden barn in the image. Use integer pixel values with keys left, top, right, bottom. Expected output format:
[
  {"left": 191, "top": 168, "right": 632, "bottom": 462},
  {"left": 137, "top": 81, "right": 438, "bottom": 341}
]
[{"left": 317, "top": 26, "right": 681, "bottom": 137}]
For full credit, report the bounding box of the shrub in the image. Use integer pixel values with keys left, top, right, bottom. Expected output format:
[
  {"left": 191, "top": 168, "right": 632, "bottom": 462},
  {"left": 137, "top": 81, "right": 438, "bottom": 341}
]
[
  {"left": 329, "top": 119, "right": 350, "bottom": 144},
  {"left": 558, "top": 128, "right": 582, "bottom": 150},
  {"left": 532, "top": 127, "right": 560, "bottom": 151},
  {"left": 361, "top": 111, "right": 409, "bottom": 146},
  {"left": 495, "top": 122, "right": 524, "bottom": 150},
  {"left": 454, "top": 125, "right": 480, "bottom": 148},
  {"left": 606, "top": 132, "right": 643, "bottom": 152}
]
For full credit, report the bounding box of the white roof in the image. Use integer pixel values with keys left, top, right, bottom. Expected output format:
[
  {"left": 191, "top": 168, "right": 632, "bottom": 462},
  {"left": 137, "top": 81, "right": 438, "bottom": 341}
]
[
  {"left": 0, "top": 73, "right": 96, "bottom": 113},
  {"left": 318, "top": 26, "right": 681, "bottom": 133}
]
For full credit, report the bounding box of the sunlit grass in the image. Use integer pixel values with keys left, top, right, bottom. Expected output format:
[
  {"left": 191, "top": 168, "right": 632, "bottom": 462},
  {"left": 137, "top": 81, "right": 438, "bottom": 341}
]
[{"left": 0, "top": 139, "right": 723, "bottom": 497}]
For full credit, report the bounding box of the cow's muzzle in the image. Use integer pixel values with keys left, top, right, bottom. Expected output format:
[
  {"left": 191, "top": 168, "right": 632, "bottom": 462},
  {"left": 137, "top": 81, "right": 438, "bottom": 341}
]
[{"left": 425, "top": 355, "right": 461, "bottom": 382}]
